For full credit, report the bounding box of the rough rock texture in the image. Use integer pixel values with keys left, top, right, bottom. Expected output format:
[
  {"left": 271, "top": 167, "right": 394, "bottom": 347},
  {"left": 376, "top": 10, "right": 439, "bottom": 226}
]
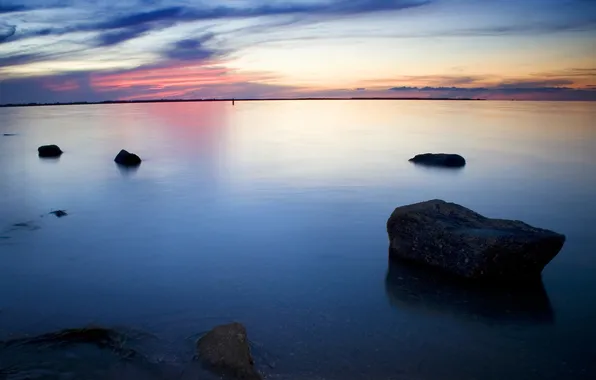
[
  {"left": 38, "top": 145, "right": 63, "bottom": 157},
  {"left": 409, "top": 153, "right": 466, "bottom": 168},
  {"left": 197, "top": 323, "right": 261, "bottom": 380},
  {"left": 114, "top": 150, "right": 142, "bottom": 166},
  {"left": 387, "top": 200, "right": 565, "bottom": 281}
]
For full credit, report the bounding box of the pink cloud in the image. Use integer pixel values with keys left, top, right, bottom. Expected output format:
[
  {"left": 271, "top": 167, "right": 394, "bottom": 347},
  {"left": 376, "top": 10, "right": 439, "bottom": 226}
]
[
  {"left": 44, "top": 79, "right": 80, "bottom": 91},
  {"left": 89, "top": 62, "right": 273, "bottom": 96}
]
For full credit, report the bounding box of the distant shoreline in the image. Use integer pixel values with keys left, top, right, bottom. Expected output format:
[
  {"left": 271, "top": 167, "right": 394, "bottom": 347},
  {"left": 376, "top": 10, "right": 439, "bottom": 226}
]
[{"left": 0, "top": 97, "right": 486, "bottom": 108}]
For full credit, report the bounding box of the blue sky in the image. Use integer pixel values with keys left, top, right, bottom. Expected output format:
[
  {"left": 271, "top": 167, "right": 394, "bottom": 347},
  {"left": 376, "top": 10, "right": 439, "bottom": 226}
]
[{"left": 1, "top": 0, "right": 595, "bottom": 103}]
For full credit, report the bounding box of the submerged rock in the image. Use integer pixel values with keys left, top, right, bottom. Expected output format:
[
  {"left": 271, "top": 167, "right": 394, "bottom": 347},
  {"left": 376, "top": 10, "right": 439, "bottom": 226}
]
[
  {"left": 197, "top": 322, "right": 261, "bottom": 380},
  {"left": 10, "top": 221, "right": 40, "bottom": 231},
  {"left": 2, "top": 326, "right": 136, "bottom": 358},
  {"left": 409, "top": 153, "right": 466, "bottom": 168},
  {"left": 114, "top": 149, "right": 142, "bottom": 167},
  {"left": 386, "top": 200, "right": 565, "bottom": 281},
  {"left": 38, "top": 145, "right": 63, "bottom": 157}
]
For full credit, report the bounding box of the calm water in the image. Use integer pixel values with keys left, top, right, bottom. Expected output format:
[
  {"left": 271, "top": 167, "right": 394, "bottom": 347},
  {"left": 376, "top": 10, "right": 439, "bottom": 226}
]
[{"left": 0, "top": 100, "right": 595, "bottom": 379}]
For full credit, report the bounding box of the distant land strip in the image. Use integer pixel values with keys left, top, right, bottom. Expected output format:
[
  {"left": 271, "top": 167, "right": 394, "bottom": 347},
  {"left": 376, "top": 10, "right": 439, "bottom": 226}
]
[{"left": 0, "top": 97, "right": 486, "bottom": 108}]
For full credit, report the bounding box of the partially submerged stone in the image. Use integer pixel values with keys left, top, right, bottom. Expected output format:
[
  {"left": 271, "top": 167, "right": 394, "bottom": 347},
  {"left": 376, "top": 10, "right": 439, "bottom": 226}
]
[
  {"left": 2, "top": 326, "right": 136, "bottom": 358},
  {"left": 386, "top": 200, "right": 565, "bottom": 281},
  {"left": 50, "top": 210, "right": 67, "bottom": 218},
  {"left": 409, "top": 153, "right": 466, "bottom": 168},
  {"left": 197, "top": 322, "right": 261, "bottom": 380},
  {"left": 38, "top": 145, "right": 63, "bottom": 157},
  {"left": 114, "top": 149, "right": 142, "bottom": 167}
]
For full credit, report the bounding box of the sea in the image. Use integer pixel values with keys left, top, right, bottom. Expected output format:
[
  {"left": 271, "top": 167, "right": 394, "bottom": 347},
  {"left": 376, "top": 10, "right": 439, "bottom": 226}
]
[{"left": 0, "top": 100, "right": 595, "bottom": 379}]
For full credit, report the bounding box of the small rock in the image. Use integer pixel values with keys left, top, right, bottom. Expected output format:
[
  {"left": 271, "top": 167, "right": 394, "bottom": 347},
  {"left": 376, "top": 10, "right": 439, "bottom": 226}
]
[
  {"left": 3, "top": 133, "right": 16, "bottom": 136},
  {"left": 50, "top": 210, "right": 67, "bottom": 218},
  {"left": 197, "top": 322, "right": 261, "bottom": 380},
  {"left": 10, "top": 221, "right": 40, "bottom": 231},
  {"left": 409, "top": 153, "right": 466, "bottom": 168},
  {"left": 387, "top": 199, "right": 565, "bottom": 281},
  {"left": 114, "top": 150, "right": 142, "bottom": 167},
  {"left": 38, "top": 145, "right": 63, "bottom": 157}
]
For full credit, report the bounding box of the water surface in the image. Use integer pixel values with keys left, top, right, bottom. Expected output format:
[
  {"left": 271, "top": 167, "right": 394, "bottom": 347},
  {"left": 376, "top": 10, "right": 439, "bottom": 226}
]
[{"left": 1, "top": 100, "right": 595, "bottom": 379}]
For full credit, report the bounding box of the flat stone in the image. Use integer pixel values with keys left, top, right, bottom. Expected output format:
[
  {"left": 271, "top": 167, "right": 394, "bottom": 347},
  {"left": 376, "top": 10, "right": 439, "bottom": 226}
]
[
  {"left": 409, "top": 153, "right": 466, "bottom": 168},
  {"left": 386, "top": 199, "right": 565, "bottom": 281}
]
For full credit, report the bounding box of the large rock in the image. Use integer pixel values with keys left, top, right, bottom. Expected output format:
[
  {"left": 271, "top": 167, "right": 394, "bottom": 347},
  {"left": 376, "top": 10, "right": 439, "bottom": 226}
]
[
  {"left": 114, "top": 149, "right": 141, "bottom": 166},
  {"left": 38, "top": 145, "right": 63, "bottom": 157},
  {"left": 197, "top": 322, "right": 261, "bottom": 380},
  {"left": 386, "top": 200, "right": 565, "bottom": 281},
  {"left": 409, "top": 153, "right": 466, "bottom": 168}
]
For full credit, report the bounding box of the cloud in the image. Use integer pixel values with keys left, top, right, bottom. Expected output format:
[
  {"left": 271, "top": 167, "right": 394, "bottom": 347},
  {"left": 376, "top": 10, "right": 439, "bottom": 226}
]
[
  {"left": 2, "top": 1, "right": 431, "bottom": 45},
  {"left": 0, "top": 52, "right": 44, "bottom": 66},
  {"left": 0, "top": 61, "right": 297, "bottom": 104},
  {"left": 444, "top": 20, "right": 596, "bottom": 36},
  {"left": 2, "top": 69, "right": 595, "bottom": 105},
  {"left": 95, "top": 25, "right": 152, "bottom": 46},
  {"left": 495, "top": 79, "right": 575, "bottom": 89},
  {"left": 0, "top": 24, "right": 16, "bottom": 42},
  {"left": 387, "top": 84, "right": 596, "bottom": 100},
  {"left": 539, "top": 68, "right": 596, "bottom": 78},
  {"left": 0, "top": 72, "right": 97, "bottom": 104},
  {"left": 363, "top": 75, "right": 489, "bottom": 88},
  {"left": 1, "top": 0, "right": 595, "bottom": 103},
  {"left": 0, "top": 4, "right": 27, "bottom": 14},
  {"left": 95, "top": 6, "right": 188, "bottom": 30},
  {"left": 163, "top": 34, "right": 220, "bottom": 61}
]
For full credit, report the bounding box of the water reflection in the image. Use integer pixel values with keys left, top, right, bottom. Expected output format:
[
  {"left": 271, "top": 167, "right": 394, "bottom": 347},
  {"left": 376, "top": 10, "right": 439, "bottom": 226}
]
[
  {"left": 385, "top": 259, "right": 554, "bottom": 325},
  {"left": 116, "top": 163, "right": 141, "bottom": 177},
  {"left": 38, "top": 156, "right": 61, "bottom": 163},
  {"left": 410, "top": 163, "right": 466, "bottom": 173}
]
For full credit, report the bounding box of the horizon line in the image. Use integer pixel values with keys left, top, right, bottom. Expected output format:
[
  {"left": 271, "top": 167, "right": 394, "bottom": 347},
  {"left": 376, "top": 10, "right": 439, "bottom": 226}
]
[
  {"left": 1, "top": 96, "right": 592, "bottom": 108},
  {"left": 2, "top": 96, "right": 542, "bottom": 108}
]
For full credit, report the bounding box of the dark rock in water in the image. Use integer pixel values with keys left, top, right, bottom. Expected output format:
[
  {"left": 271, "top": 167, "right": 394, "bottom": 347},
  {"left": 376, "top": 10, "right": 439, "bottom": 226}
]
[
  {"left": 385, "top": 260, "right": 554, "bottom": 324},
  {"left": 38, "top": 145, "right": 63, "bottom": 157},
  {"left": 409, "top": 153, "right": 466, "bottom": 168},
  {"left": 197, "top": 322, "right": 261, "bottom": 380},
  {"left": 114, "top": 149, "right": 142, "bottom": 167},
  {"left": 2, "top": 326, "right": 136, "bottom": 358},
  {"left": 10, "top": 221, "right": 40, "bottom": 231},
  {"left": 50, "top": 210, "right": 67, "bottom": 218},
  {"left": 3, "top": 133, "right": 16, "bottom": 136},
  {"left": 386, "top": 199, "right": 566, "bottom": 281}
]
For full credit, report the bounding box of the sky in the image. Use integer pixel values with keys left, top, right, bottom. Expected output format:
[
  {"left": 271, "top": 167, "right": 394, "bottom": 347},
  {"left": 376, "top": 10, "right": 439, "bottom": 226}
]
[{"left": 0, "top": 0, "right": 595, "bottom": 104}]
